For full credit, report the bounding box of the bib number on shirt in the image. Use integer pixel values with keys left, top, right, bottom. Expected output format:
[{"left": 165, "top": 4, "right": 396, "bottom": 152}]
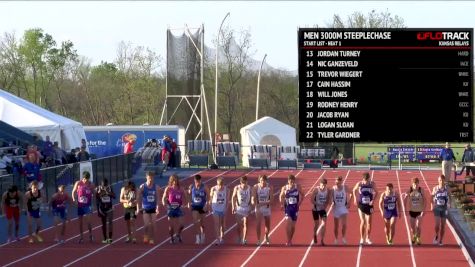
[
  {"left": 259, "top": 196, "right": 269, "bottom": 203},
  {"left": 101, "top": 196, "right": 111, "bottom": 203},
  {"left": 437, "top": 199, "right": 446, "bottom": 206},
  {"left": 288, "top": 197, "right": 297, "bottom": 205},
  {"left": 170, "top": 202, "right": 180, "bottom": 209},
  {"left": 193, "top": 197, "right": 202, "bottom": 203},
  {"left": 387, "top": 203, "right": 396, "bottom": 210},
  {"left": 79, "top": 196, "right": 88, "bottom": 204},
  {"left": 362, "top": 196, "right": 370, "bottom": 204},
  {"left": 147, "top": 195, "right": 155, "bottom": 202},
  {"left": 217, "top": 198, "right": 225, "bottom": 204}
]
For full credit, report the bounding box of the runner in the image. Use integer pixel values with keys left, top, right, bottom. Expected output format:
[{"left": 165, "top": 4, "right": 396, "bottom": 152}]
[
  {"left": 332, "top": 176, "right": 352, "bottom": 245},
  {"left": 137, "top": 171, "right": 161, "bottom": 245},
  {"left": 188, "top": 174, "right": 210, "bottom": 245},
  {"left": 96, "top": 178, "right": 115, "bottom": 244},
  {"left": 232, "top": 175, "right": 252, "bottom": 245},
  {"left": 378, "top": 183, "right": 402, "bottom": 245},
  {"left": 50, "top": 184, "right": 71, "bottom": 243},
  {"left": 310, "top": 178, "right": 331, "bottom": 246},
  {"left": 431, "top": 174, "right": 450, "bottom": 246},
  {"left": 251, "top": 174, "right": 274, "bottom": 245},
  {"left": 279, "top": 174, "right": 304, "bottom": 246},
  {"left": 352, "top": 172, "right": 378, "bottom": 245},
  {"left": 72, "top": 171, "right": 95, "bottom": 243},
  {"left": 24, "top": 181, "right": 44, "bottom": 243},
  {"left": 210, "top": 176, "right": 230, "bottom": 245},
  {"left": 120, "top": 181, "right": 138, "bottom": 243},
  {"left": 162, "top": 174, "right": 186, "bottom": 244},
  {"left": 404, "top": 177, "right": 426, "bottom": 245},
  {"left": 1, "top": 185, "right": 22, "bottom": 243}
]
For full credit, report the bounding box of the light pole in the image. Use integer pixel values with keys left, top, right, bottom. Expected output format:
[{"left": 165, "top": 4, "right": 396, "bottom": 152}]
[
  {"left": 215, "top": 12, "right": 230, "bottom": 161},
  {"left": 256, "top": 53, "right": 267, "bottom": 121}
]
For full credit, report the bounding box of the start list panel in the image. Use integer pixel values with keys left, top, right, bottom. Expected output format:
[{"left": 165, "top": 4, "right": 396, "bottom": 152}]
[{"left": 298, "top": 28, "right": 473, "bottom": 142}]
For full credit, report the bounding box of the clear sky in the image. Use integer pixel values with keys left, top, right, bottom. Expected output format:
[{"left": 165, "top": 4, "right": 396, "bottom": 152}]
[{"left": 1, "top": 1, "right": 474, "bottom": 71}]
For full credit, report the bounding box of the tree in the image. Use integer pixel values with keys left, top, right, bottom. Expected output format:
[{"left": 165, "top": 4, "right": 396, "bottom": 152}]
[
  {"left": 329, "top": 9, "right": 405, "bottom": 28},
  {"left": 216, "top": 26, "right": 254, "bottom": 140}
]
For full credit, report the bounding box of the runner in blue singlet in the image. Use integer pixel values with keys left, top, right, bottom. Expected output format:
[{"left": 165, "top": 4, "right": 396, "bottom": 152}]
[
  {"left": 137, "top": 171, "right": 161, "bottom": 245},
  {"left": 378, "top": 183, "right": 402, "bottom": 245},
  {"left": 280, "top": 174, "right": 304, "bottom": 246}
]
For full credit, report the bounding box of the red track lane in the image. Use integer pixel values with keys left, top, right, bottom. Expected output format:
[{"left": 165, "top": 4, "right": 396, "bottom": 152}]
[
  {"left": 408, "top": 170, "right": 471, "bottom": 266},
  {"left": 181, "top": 170, "right": 312, "bottom": 267},
  {"left": 64, "top": 169, "right": 260, "bottom": 267},
  {"left": 356, "top": 170, "right": 414, "bottom": 267},
  {"left": 175, "top": 170, "right": 322, "bottom": 267},
  {"left": 0, "top": 169, "right": 216, "bottom": 267},
  {"left": 298, "top": 170, "right": 363, "bottom": 267},
  {"left": 121, "top": 170, "right": 296, "bottom": 267},
  {"left": 2, "top": 170, "right": 473, "bottom": 267}
]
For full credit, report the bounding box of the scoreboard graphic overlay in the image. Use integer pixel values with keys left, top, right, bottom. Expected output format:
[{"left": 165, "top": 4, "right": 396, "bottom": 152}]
[{"left": 298, "top": 28, "right": 474, "bottom": 142}]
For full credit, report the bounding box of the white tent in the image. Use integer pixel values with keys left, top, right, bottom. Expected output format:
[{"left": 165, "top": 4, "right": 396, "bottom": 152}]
[
  {"left": 240, "top": 116, "right": 297, "bottom": 166},
  {"left": 0, "top": 89, "right": 86, "bottom": 151}
]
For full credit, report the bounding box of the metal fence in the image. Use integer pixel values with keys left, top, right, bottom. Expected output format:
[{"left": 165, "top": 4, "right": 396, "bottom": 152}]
[{"left": 0, "top": 152, "right": 140, "bottom": 202}]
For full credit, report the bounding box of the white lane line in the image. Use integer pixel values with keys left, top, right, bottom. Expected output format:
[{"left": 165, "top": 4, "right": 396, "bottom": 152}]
[
  {"left": 395, "top": 170, "right": 417, "bottom": 267},
  {"left": 298, "top": 169, "right": 351, "bottom": 267}
]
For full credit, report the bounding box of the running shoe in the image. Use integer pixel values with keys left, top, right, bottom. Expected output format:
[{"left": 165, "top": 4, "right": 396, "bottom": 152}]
[
  {"left": 388, "top": 239, "right": 393, "bottom": 246},
  {"left": 176, "top": 235, "right": 182, "bottom": 243},
  {"left": 365, "top": 239, "right": 372, "bottom": 245},
  {"left": 125, "top": 237, "right": 131, "bottom": 243},
  {"left": 108, "top": 239, "right": 113, "bottom": 244},
  {"left": 77, "top": 237, "right": 84, "bottom": 244},
  {"left": 6, "top": 238, "right": 11, "bottom": 243},
  {"left": 170, "top": 237, "right": 175, "bottom": 244},
  {"left": 359, "top": 238, "right": 364, "bottom": 245},
  {"left": 195, "top": 234, "right": 201, "bottom": 245},
  {"left": 132, "top": 238, "right": 137, "bottom": 244},
  {"left": 59, "top": 239, "right": 65, "bottom": 244},
  {"left": 432, "top": 236, "right": 438, "bottom": 245},
  {"left": 342, "top": 238, "right": 347, "bottom": 245},
  {"left": 200, "top": 233, "right": 206, "bottom": 244},
  {"left": 416, "top": 236, "right": 421, "bottom": 245},
  {"left": 215, "top": 239, "right": 220, "bottom": 246},
  {"left": 285, "top": 242, "right": 292, "bottom": 246},
  {"left": 334, "top": 239, "right": 339, "bottom": 245},
  {"left": 29, "top": 238, "right": 34, "bottom": 244},
  {"left": 411, "top": 235, "right": 416, "bottom": 245},
  {"left": 143, "top": 236, "right": 149, "bottom": 244},
  {"left": 149, "top": 239, "right": 155, "bottom": 245},
  {"left": 256, "top": 240, "right": 261, "bottom": 246},
  {"left": 220, "top": 239, "right": 225, "bottom": 245},
  {"left": 102, "top": 239, "right": 109, "bottom": 244},
  {"left": 438, "top": 242, "right": 444, "bottom": 246},
  {"left": 265, "top": 238, "right": 270, "bottom": 245},
  {"left": 313, "top": 234, "right": 318, "bottom": 244},
  {"left": 54, "top": 238, "right": 59, "bottom": 243},
  {"left": 89, "top": 235, "right": 94, "bottom": 243},
  {"left": 386, "top": 236, "right": 390, "bottom": 245},
  {"left": 35, "top": 234, "right": 43, "bottom": 243},
  {"left": 242, "top": 239, "right": 247, "bottom": 245}
]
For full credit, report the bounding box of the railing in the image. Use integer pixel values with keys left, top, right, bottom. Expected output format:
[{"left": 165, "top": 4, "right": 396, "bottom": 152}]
[{"left": 0, "top": 152, "right": 140, "bottom": 202}]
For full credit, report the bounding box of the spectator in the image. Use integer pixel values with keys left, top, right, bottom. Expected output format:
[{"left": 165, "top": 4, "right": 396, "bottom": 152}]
[
  {"left": 161, "top": 136, "right": 171, "bottom": 171},
  {"left": 169, "top": 138, "right": 177, "bottom": 168},
  {"left": 330, "top": 146, "right": 340, "bottom": 168},
  {"left": 76, "top": 146, "right": 91, "bottom": 162},
  {"left": 25, "top": 145, "right": 41, "bottom": 165},
  {"left": 23, "top": 153, "right": 42, "bottom": 186},
  {"left": 440, "top": 142, "right": 456, "bottom": 181},
  {"left": 42, "top": 136, "right": 54, "bottom": 160},
  {"left": 462, "top": 143, "right": 474, "bottom": 176},
  {"left": 67, "top": 149, "right": 78, "bottom": 164},
  {"left": 53, "top": 142, "right": 67, "bottom": 165},
  {"left": 0, "top": 153, "right": 13, "bottom": 174}
]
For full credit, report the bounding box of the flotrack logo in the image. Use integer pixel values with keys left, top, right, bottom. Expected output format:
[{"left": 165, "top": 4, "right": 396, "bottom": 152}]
[{"left": 417, "top": 31, "right": 470, "bottom": 40}]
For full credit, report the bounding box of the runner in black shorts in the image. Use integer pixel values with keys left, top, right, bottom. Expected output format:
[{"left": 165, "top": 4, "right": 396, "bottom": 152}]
[
  {"left": 120, "top": 181, "right": 138, "bottom": 243},
  {"left": 353, "top": 172, "right": 378, "bottom": 245}
]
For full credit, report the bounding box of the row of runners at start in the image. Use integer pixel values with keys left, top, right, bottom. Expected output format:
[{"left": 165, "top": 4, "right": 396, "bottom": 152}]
[{"left": 1, "top": 171, "right": 450, "bottom": 247}]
